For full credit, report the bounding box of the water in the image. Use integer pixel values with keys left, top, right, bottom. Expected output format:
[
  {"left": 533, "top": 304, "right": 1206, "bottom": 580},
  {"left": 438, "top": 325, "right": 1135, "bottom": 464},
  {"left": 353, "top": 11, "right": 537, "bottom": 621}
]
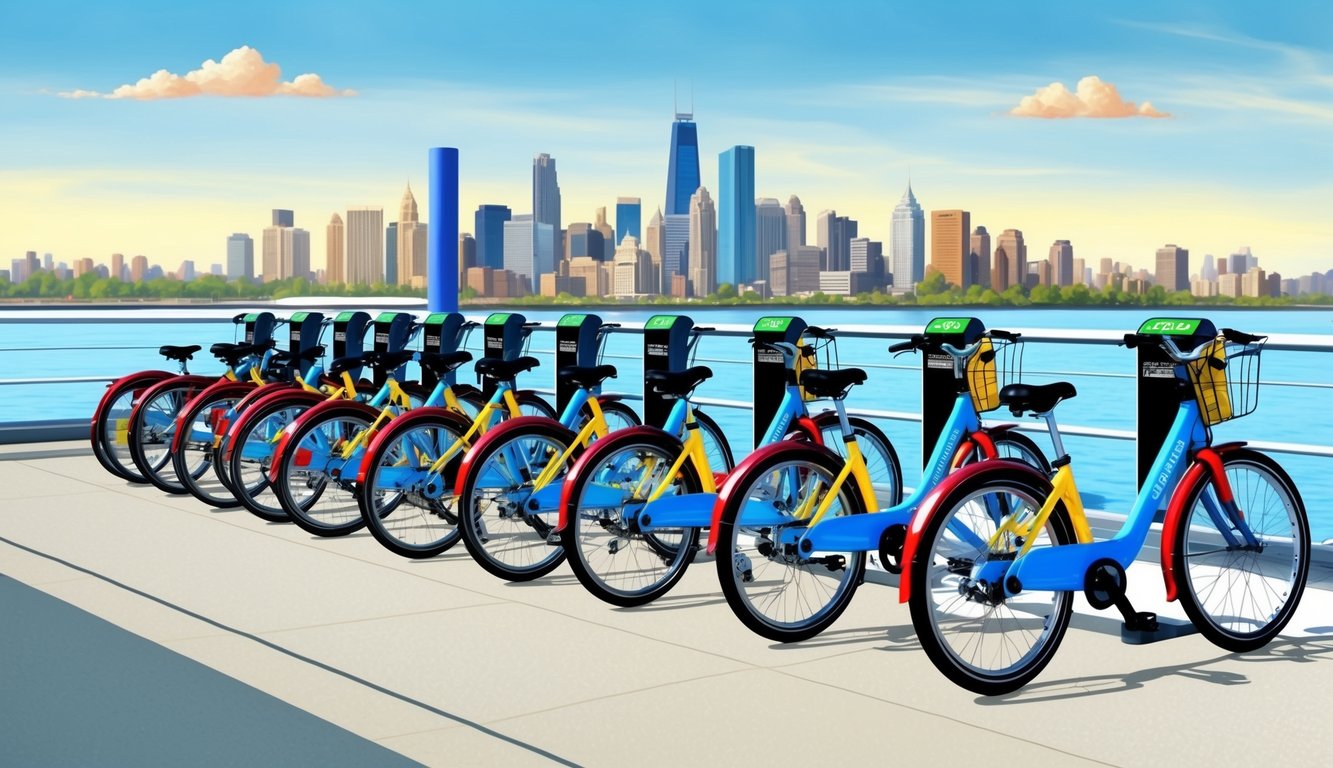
[{"left": 3, "top": 305, "right": 1331, "bottom": 540}]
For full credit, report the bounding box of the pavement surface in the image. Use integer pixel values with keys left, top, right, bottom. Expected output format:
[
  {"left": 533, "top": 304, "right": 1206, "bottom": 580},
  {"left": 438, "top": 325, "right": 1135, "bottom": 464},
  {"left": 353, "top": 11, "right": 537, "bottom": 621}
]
[{"left": 1, "top": 441, "right": 1331, "bottom": 767}]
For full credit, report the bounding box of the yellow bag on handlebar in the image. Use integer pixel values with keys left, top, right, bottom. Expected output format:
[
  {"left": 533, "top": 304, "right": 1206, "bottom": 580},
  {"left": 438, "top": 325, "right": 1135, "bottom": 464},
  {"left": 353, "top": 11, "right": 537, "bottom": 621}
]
[
  {"left": 1190, "top": 336, "right": 1232, "bottom": 425},
  {"left": 967, "top": 337, "right": 1000, "bottom": 413},
  {"left": 796, "top": 338, "right": 819, "bottom": 402}
]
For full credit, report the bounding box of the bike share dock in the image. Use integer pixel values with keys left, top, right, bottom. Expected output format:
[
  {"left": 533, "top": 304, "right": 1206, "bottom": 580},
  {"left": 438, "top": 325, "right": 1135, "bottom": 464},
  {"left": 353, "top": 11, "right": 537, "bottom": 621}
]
[{"left": 1, "top": 314, "right": 1332, "bottom": 766}]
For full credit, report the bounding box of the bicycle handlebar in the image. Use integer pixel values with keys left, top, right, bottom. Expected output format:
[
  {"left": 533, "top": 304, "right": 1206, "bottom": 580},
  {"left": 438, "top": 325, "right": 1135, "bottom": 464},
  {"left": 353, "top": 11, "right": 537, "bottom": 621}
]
[{"left": 1122, "top": 329, "right": 1265, "bottom": 364}]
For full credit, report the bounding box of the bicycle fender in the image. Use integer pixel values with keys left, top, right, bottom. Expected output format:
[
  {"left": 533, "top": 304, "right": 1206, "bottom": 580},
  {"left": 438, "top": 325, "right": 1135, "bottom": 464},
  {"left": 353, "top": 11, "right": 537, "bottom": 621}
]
[
  {"left": 91, "top": 369, "right": 173, "bottom": 438},
  {"left": 222, "top": 387, "right": 326, "bottom": 462},
  {"left": 1160, "top": 442, "right": 1247, "bottom": 602},
  {"left": 356, "top": 407, "right": 474, "bottom": 485},
  {"left": 445, "top": 415, "right": 560, "bottom": 493},
  {"left": 170, "top": 380, "right": 256, "bottom": 454},
  {"left": 268, "top": 400, "right": 379, "bottom": 484},
  {"left": 557, "top": 425, "right": 670, "bottom": 532},
  {"left": 791, "top": 414, "right": 825, "bottom": 445},
  {"left": 705, "top": 440, "right": 807, "bottom": 555},
  {"left": 897, "top": 458, "right": 1046, "bottom": 604}
]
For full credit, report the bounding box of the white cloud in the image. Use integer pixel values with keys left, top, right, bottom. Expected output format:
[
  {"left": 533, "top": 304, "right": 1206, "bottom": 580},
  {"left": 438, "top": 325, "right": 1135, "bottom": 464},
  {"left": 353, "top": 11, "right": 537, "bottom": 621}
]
[
  {"left": 1011, "top": 76, "right": 1169, "bottom": 119},
  {"left": 59, "top": 46, "right": 354, "bottom": 100}
]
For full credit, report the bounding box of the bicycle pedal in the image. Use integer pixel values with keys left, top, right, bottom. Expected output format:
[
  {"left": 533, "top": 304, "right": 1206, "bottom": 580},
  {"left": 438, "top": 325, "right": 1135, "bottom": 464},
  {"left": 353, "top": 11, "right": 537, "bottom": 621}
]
[{"left": 545, "top": 533, "right": 562, "bottom": 546}]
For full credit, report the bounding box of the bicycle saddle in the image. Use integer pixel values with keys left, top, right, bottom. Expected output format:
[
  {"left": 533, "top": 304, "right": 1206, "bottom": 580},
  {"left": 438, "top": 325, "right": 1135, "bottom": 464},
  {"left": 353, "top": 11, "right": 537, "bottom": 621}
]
[
  {"left": 999, "top": 382, "right": 1077, "bottom": 415},
  {"left": 158, "top": 344, "right": 201, "bottom": 362},
  {"left": 269, "top": 346, "right": 325, "bottom": 365},
  {"left": 328, "top": 354, "right": 367, "bottom": 376},
  {"left": 474, "top": 356, "right": 540, "bottom": 380},
  {"left": 558, "top": 365, "right": 618, "bottom": 389},
  {"left": 419, "top": 350, "right": 474, "bottom": 376},
  {"left": 645, "top": 366, "right": 713, "bottom": 397},
  {"left": 800, "top": 368, "right": 868, "bottom": 399},
  {"left": 209, "top": 341, "right": 270, "bottom": 367}
]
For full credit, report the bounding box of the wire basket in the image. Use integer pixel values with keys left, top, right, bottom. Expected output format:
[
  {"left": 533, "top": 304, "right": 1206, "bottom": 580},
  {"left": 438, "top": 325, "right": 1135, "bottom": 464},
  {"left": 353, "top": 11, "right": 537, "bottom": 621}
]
[
  {"left": 966, "top": 336, "right": 1023, "bottom": 413},
  {"left": 1185, "top": 335, "right": 1264, "bottom": 426}
]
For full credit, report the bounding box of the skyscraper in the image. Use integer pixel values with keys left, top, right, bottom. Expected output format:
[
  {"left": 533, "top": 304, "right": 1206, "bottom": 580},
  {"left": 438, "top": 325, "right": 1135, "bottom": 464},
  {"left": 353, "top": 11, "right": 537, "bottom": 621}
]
[
  {"left": 397, "top": 184, "right": 423, "bottom": 286},
  {"left": 754, "top": 198, "right": 787, "bottom": 287},
  {"left": 272, "top": 209, "right": 294, "bottom": 228},
  {"left": 665, "top": 112, "right": 701, "bottom": 216},
  {"left": 286, "top": 228, "right": 310, "bottom": 281},
  {"left": 533, "top": 154, "right": 561, "bottom": 259},
  {"left": 615, "top": 197, "right": 641, "bottom": 245},
  {"left": 688, "top": 187, "right": 716, "bottom": 297},
  {"left": 262, "top": 226, "right": 282, "bottom": 280},
  {"left": 1156, "top": 244, "right": 1189, "bottom": 291},
  {"left": 1201, "top": 254, "right": 1217, "bottom": 281},
  {"left": 969, "top": 227, "right": 992, "bottom": 290},
  {"left": 346, "top": 207, "right": 385, "bottom": 285},
  {"left": 130, "top": 255, "right": 148, "bottom": 282},
  {"left": 929, "top": 209, "right": 971, "bottom": 287},
  {"left": 474, "top": 205, "right": 511, "bottom": 270},
  {"left": 850, "top": 238, "right": 885, "bottom": 287},
  {"left": 110, "top": 252, "right": 125, "bottom": 282},
  {"left": 593, "top": 207, "right": 615, "bottom": 260},
  {"left": 643, "top": 208, "right": 665, "bottom": 294},
  {"left": 994, "top": 229, "right": 1027, "bottom": 291},
  {"left": 890, "top": 183, "right": 925, "bottom": 292},
  {"left": 717, "top": 145, "right": 756, "bottom": 288},
  {"left": 565, "top": 223, "right": 605, "bottom": 261},
  {"left": 326, "top": 214, "right": 345, "bottom": 284},
  {"left": 816, "top": 211, "right": 858, "bottom": 272},
  {"left": 1049, "top": 239, "right": 1074, "bottom": 287},
  {"left": 784, "top": 196, "right": 806, "bottom": 253},
  {"left": 385, "top": 222, "right": 398, "bottom": 285},
  {"left": 663, "top": 215, "right": 690, "bottom": 286},
  {"left": 226, "top": 234, "right": 253, "bottom": 281}
]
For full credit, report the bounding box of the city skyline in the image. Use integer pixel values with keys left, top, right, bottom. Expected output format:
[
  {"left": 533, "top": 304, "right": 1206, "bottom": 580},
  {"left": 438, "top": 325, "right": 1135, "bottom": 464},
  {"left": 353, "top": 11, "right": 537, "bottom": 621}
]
[{"left": 2, "top": 2, "right": 1330, "bottom": 281}]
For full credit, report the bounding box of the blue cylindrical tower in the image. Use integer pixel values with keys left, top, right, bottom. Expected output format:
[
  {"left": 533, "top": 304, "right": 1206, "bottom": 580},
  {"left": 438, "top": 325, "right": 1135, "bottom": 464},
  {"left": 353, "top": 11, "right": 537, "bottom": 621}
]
[{"left": 428, "top": 147, "right": 459, "bottom": 312}]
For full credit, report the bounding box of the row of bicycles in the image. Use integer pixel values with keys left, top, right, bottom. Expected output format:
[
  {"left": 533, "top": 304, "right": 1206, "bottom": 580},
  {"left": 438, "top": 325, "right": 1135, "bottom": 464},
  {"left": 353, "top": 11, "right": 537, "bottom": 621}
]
[{"left": 90, "top": 312, "right": 1310, "bottom": 695}]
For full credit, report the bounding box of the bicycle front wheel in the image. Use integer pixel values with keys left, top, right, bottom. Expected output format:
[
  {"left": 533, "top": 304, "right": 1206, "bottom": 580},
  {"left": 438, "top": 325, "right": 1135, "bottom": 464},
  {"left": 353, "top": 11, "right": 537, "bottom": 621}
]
[
  {"left": 128, "top": 381, "right": 201, "bottom": 494},
  {"left": 714, "top": 445, "right": 867, "bottom": 642},
  {"left": 908, "top": 468, "right": 1076, "bottom": 696},
  {"left": 173, "top": 391, "right": 247, "bottom": 508},
  {"left": 562, "top": 430, "right": 702, "bottom": 607},
  {"left": 816, "top": 415, "right": 904, "bottom": 509},
  {"left": 1172, "top": 448, "right": 1309, "bottom": 652},
  {"left": 459, "top": 420, "right": 576, "bottom": 581},
  {"left": 360, "top": 413, "right": 471, "bottom": 559},
  {"left": 229, "top": 397, "right": 318, "bottom": 523},
  {"left": 276, "top": 407, "right": 375, "bottom": 537}
]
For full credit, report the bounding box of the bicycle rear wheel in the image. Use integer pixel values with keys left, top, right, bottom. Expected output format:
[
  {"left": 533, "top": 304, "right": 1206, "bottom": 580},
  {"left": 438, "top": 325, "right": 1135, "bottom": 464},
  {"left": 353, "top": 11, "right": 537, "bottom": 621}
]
[
  {"left": 459, "top": 421, "right": 576, "bottom": 581},
  {"left": 174, "top": 391, "right": 247, "bottom": 508},
  {"left": 816, "top": 415, "right": 903, "bottom": 509},
  {"left": 360, "top": 412, "right": 471, "bottom": 559},
  {"left": 908, "top": 468, "right": 1076, "bottom": 696},
  {"left": 694, "top": 409, "right": 734, "bottom": 474},
  {"left": 229, "top": 396, "right": 318, "bottom": 523},
  {"left": 276, "top": 406, "right": 375, "bottom": 537},
  {"left": 1172, "top": 448, "right": 1309, "bottom": 652},
  {"left": 562, "top": 430, "right": 703, "bottom": 606},
  {"left": 714, "top": 444, "right": 867, "bottom": 642},
  {"left": 92, "top": 373, "right": 172, "bottom": 482},
  {"left": 128, "top": 380, "right": 204, "bottom": 494}
]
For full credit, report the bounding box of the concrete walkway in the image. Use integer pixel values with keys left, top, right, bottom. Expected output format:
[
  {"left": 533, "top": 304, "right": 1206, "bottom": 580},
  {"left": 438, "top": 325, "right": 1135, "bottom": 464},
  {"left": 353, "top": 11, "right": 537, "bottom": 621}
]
[{"left": 1, "top": 442, "right": 1331, "bottom": 766}]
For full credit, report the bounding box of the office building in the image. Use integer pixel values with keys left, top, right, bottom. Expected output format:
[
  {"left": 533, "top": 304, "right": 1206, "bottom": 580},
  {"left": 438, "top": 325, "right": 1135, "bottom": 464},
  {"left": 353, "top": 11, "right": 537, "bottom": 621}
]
[
  {"left": 643, "top": 208, "right": 665, "bottom": 294},
  {"left": 533, "top": 154, "right": 561, "bottom": 260},
  {"left": 970, "top": 227, "right": 992, "bottom": 289},
  {"left": 1050, "top": 240, "right": 1074, "bottom": 287},
  {"left": 717, "top": 145, "right": 756, "bottom": 287},
  {"left": 665, "top": 112, "right": 701, "bottom": 217},
  {"left": 110, "top": 252, "right": 125, "bottom": 282},
  {"left": 226, "top": 234, "right": 253, "bottom": 281},
  {"left": 459, "top": 233, "right": 476, "bottom": 272},
  {"left": 565, "top": 223, "right": 605, "bottom": 261},
  {"left": 785, "top": 195, "right": 806, "bottom": 253},
  {"left": 992, "top": 229, "right": 1027, "bottom": 292},
  {"left": 849, "top": 238, "right": 885, "bottom": 288},
  {"left": 286, "top": 228, "right": 310, "bottom": 280},
  {"left": 1156, "top": 244, "right": 1189, "bottom": 292},
  {"left": 346, "top": 207, "right": 385, "bottom": 285},
  {"left": 130, "top": 255, "right": 148, "bottom": 282},
  {"left": 663, "top": 214, "right": 690, "bottom": 286},
  {"left": 325, "top": 214, "right": 345, "bottom": 284},
  {"left": 474, "top": 205, "right": 510, "bottom": 270},
  {"left": 385, "top": 222, "right": 398, "bottom": 285},
  {"left": 929, "top": 209, "right": 971, "bottom": 287},
  {"left": 688, "top": 187, "right": 716, "bottom": 297},
  {"left": 816, "top": 210, "right": 858, "bottom": 272},
  {"left": 890, "top": 182, "right": 925, "bottom": 292},
  {"left": 397, "top": 184, "right": 425, "bottom": 287},
  {"left": 615, "top": 197, "right": 642, "bottom": 246},
  {"left": 503, "top": 214, "right": 555, "bottom": 293},
  {"left": 593, "top": 207, "right": 615, "bottom": 259},
  {"left": 272, "top": 209, "right": 294, "bottom": 228},
  {"left": 754, "top": 198, "right": 787, "bottom": 287}
]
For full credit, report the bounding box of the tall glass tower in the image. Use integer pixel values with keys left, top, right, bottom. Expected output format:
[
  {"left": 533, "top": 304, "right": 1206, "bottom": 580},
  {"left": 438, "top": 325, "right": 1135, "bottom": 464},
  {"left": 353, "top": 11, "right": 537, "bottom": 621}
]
[
  {"left": 890, "top": 182, "right": 925, "bottom": 292},
  {"left": 717, "top": 145, "right": 755, "bottom": 287},
  {"left": 665, "top": 114, "right": 701, "bottom": 217},
  {"left": 474, "top": 204, "right": 512, "bottom": 269},
  {"left": 615, "top": 197, "right": 641, "bottom": 246}
]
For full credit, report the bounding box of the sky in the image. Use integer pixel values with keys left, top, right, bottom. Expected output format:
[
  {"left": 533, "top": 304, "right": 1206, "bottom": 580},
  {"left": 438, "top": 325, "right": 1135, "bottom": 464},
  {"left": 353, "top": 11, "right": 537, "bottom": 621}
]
[{"left": 2, "top": 0, "right": 1332, "bottom": 278}]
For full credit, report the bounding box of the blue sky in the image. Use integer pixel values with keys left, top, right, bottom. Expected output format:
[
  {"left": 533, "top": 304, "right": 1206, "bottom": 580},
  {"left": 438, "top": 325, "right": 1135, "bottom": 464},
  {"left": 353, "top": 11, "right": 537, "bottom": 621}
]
[{"left": 2, "top": 0, "right": 1331, "bottom": 276}]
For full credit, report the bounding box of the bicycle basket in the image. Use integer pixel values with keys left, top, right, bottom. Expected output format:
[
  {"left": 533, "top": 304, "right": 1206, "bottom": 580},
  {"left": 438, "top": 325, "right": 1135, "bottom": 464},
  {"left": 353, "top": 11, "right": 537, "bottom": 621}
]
[
  {"left": 1186, "top": 335, "right": 1263, "bottom": 426},
  {"left": 966, "top": 336, "right": 1022, "bottom": 413}
]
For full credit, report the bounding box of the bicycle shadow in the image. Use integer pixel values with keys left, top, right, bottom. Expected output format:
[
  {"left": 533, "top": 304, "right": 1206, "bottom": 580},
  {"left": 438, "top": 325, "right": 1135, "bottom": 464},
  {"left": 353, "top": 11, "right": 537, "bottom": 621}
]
[
  {"left": 975, "top": 636, "right": 1333, "bottom": 706},
  {"left": 613, "top": 592, "right": 729, "bottom": 612},
  {"left": 766, "top": 623, "right": 920, "bottom": 652}
]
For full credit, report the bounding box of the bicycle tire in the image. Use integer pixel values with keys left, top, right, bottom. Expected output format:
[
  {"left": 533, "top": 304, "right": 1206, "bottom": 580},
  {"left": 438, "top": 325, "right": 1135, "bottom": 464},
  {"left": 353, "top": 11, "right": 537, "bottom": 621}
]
[
  {"left": 360, "top": 409, "right": 473, "bottom": 559},
  {"left": 561, "top": 429, "right": 703, "bottom": 607},
  {"left": 228, "top": 394, "right": 323, "bottom": 523},
  {"left": 813, "top": 414, "right": 905, "bottom": 509},
  {"left": 458, "top": 419, "right": 578, "bottom": 581},
  {"left": 908, "top": 466, "right": 1076, "bottom": 696},
  {"left": 275, "top": 404, "right": 376, "bottom": 537},
  {"left": 1172, "top": 448, "right": 1309, "bottom": 652},
  {"left": 693, "top": 409, "right": 734, "bottom": 474},
  {"left": 173, "top": 389, "right": 250, "bottom": 508},
  {"left": 92, "top": 372, "right": 172, "bottom": 483},
  {"left": 714, "top": 443, "right": 867, "bottom": 642},
  {"left": 127, "top": 378, "right": 210, "bottom": 495}
]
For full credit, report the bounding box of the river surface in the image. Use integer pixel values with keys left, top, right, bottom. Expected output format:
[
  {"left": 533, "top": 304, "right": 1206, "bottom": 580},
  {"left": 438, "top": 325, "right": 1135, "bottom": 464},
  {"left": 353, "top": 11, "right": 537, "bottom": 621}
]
[{"left": 3, "top": 305, "right": 1331, "bottom": 540}]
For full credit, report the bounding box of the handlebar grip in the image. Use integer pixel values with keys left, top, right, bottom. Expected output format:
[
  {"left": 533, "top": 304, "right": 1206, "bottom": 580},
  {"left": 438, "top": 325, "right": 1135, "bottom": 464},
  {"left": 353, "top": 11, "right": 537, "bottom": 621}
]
[
  {"left": 459, "top": 321, "right": 481, "bottom": 330},
  {"left": 989, "top": 329, "right": 1020, "bottom": 341},
  {"left": 692, "top": 326, "right": 715, "bottom": 334},
  {"left": 522, "top": 321, "right": 542, "bottom": 328},
  {"left": 231, "top": 313, "right": 245, "bottom": 324},
  {"left": 888, "top": 340, "right": 915, "bottom": 354},
  {"left": 1221, "top": 328, "right": 1263, "bottom": 345},
  {"left": 805, "top": 325, "right": 835, "bottom": 339},
  {"left": 1122, "top": 333, "right": 1142, "bottom": 349},
  {"left": 599, "top": 322, "right": 622, "bottom": 329}
]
